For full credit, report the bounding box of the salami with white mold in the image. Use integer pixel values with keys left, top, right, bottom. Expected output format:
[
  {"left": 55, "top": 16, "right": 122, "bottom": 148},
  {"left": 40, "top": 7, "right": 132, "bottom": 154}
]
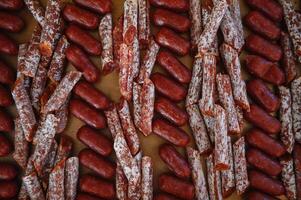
[
  {"left": 138, "top": 0, "right": 150, "bottom": 48},
  {"left": 133, "top": 81, "right": 142, "bottom": 129},
  {"left": 189, "top": 0, "right": 202, "bottom": 51},
  {"left": 24, "top": 0, "right": 45, "bottom": 26},
  {"left": 141, "top": 156, "right": 153, "bottom": 200},
  {"left": 47, "top": 159, "right": 66, "bottom": 200},
  {"left": 206, "top": 154, "right": 223, "bottom": 200},
  {"left": 116, "top": 162, "right": 128, "bottom": 200},
  {"left": 104, "top": 104, "right": 123, "bottom": 139},
  {"left": 186, "top": 57, "right": 202, "bottom": 106},
  {"left": 280, "top": 156, "right": 297, "bottom": 200},
  {"left": 291, "top": 77, "right": 301, "bottom": 144},
  {"left": 23, "top": 171, "right": 46, "bottom": 200},
  {"left": 65, "top": 157, "right": 79, "bottom": 200}
]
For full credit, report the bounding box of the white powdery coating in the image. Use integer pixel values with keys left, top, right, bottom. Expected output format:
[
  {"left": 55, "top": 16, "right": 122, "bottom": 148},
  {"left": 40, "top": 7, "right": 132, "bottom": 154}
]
[
  {"left": 65, "top": 157, "right": 79, "bottom": 200},
  {"left": 48, "top": 36, "right": 69, "bottom": 83},
  {"left": 119, "top": 43, "right": 133, "bottom": 100},
  {"left": 133, "top": 81, "right": 142, "bottom": 129},
  {"left": 189, "top": 0, "right": 202, "bottom": 49},
  {"left": 221, "top": 136, "right": 235, "bottom": 197},
  {"left": 199, "top": 54, "right": 216, "bottom": 116},
  {"left": 214, "top": 105, "right": 229, "bottom": 170},
  {"left": 186, "top": 57, "right": 203, "bottom": 106},
  {"left": 220, "top": 43, "right": 250, "bottom": 111},
  {"left": 236, "top": 105, "right": 244, "bottom": 131},
  {"left": 13, "top": 117, "right": 29, "bottom": 169},
  {"left": 54, "top": 96, "right": 69, "bottom": 134},
  {"left": 99, "top": 13, "right": 114, "bottom": 70},
  {"left": 279, "top": 86, "right": 295, "bottom": 153},
  {"left": 12, "top": 78, "right": 37, "bottom": 142},
  {"left": 116, "top": 162, "right": 128, "bottom": 200},
  {"left": 23, "top": 171, "right": 46, "bottom": 200},
  {"left": 128, "top": 152, "right": 142, "bottom": 200},
  {"left": 187, "top": 147, "right": 209, "bottom": 200},
  {"left": 48, "top": 159, "right": 65, "bottom": 200},
  {"left": 39, "top": 140, "right": 57, "bottom": 179},
  {"left": 280, "top": 157, "right": 297, "bottom": 200},
  {"left": 202, "top": 111, "right": 215, "bottom": 144},
  {"left": 42, "top": 71, "right": 82, "bottom": 113},
  {"left": 233, "top": 137, "right": 249, "bottom": 195},
  {"left": 141, "top": 156, "right": 153, "bottom": 200},
  {"left": 291, "top": 77, "right": 301, "bottom": 143},
  {"left": 138, "top": 0, "right": 150, "bottom": 44},
  {"left": 17, "top": 44, "right": 30, "bottom": 91},
  {"left": 24, "top": 0, "right": 45, "bottom": 26},
  {"left": 19, "top": 157, "right": 35, "bottom": 200},
  {"left": 228, "top": 0, "right": 244, "bottom": 43},
  {"left": 216, "top": 73, "right": 240, "bottom": 135},
  {"left": 186, "top": 104, "right": 211, "bottom": 154},
  {"left": 198, "top": 0, "right": 227, "bottom": 54},
  {"left": 206, "top": 154, "right": 223, "bottom": 200},
  {"left": 32, "top": 114, "right": 58, "bottom": 173},
  {"left": 104, "top": 105, "right": 123, "bottom": 139},
  {"left": 118, "top": 99, "right": 140, "bottom": 155},
  {"left": 137, "top": 39, "right": 160, "bottom": 83}
]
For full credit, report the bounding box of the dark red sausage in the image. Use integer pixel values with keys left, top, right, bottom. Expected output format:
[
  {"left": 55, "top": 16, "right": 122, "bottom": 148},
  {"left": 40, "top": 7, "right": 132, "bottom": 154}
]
[
  {"left": 149, "top": 0, "right": 189, "bottom": 11},
  {"left": 79, "top": 149, "right": 115, "bottom": 179},
  {"left": 153, "top": 119, "right": 190, "bottom": 147},
  {"left": 74, "top": 0, "right": 111, "bottom": 14},
  {"left": 247, "top": 79, "right": 280, "bottom": 112},
  {"left": 0, "top": 61, "right": 14, "bottom": 85},
  {"left": 293, "top": 144, "right": 301, "bottom": 199},
  {"left": 159, "top": 144, "right": 191, "bottom": 178},
  {"left": 69, "top": 99, "right": 106, "bottom": 129},
  {"left": 77, "top": 125, "right": 112, "bottom": 156},
  {"left": 0, "top": 84, "right": 12, "bottom": 107},
  {"left": 245, "top": 0, "right": 283, "bottom": 22},
  {"left": 0, "top": 108, "right": 13, "bottom": 133},
  {"left": 247, "top": 148, "right": 282, "bottom": 176},
  {"left": 151, "top": 72, "right": 187, "bottom": 102},
  {"left": 154, "top": 193, "right": 181, "bottom": 200},
  {"left": 156, "top": 51, "right": 191, "bottom": 84},
  {"left": 155, "top": 96, "right": 188, "bottom": 126},
  {"left": 248, "top": 191, "right": 279, "bottom": 200},
  {"left": 245, "top": 55, "right": 285, "bottom": 85},
  {"left": 159, "top": 174, "right": 195, "bottom": 199},
  {"left": 66, "top": 25, "right": 101, "bottom": 56},
  {"left": 246, "top": 34, "right": 282, "bottom": 62},
  {"left": 79, "top": 175, "right": 115, "bottom": 199},
  {"left": 0, "top": 180, "right": 18, "bottom": 199},
  {"left": 0, "top": 33, "right": 18, "bottom": 55},
  {"left": 0, "top": 134, "right": 11, "bottom": 157},
  {"left": 244, "top": 104, "right": 281, "bottom": 134},
  {"left": 244, "top": 11, "right": 280, "bottom": 40},
  {"left": 76, "top": 193, "right": 102, "bottom": 200},
  {"left": 155, "top": 27, "right": 190, "bottom": 56},
  {"left": 0, "top": 0, "right": 23, "bottom": 10},
  {"left": 73, "top": 81, "right": 111, "bottom": 110},
  {"left": 246, "top": 129, "right": 286, "bottom": 157},
  {"left": 0, "top": 163, "right": 17, "bottom": 180},
  {"left": 66, "top": 44, "right": 100, "bottom": 83},
  {"left": 153, "top": 8, "right": 190, "bottom": 32},
  {"left": 249, "top": 170, "right": 285, "bottom": 196},
  {"left": 0, "top": 12, "right": 24, "bottom": 32},
  {"left": 63, "top": 4, "right": 99, "bottom": 30}
]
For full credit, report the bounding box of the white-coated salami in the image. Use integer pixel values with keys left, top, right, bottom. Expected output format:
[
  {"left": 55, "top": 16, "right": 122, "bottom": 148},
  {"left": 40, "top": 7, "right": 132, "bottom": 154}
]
[
  {"left": 189, "top": 0, "right": 202, "bottom": 51},
  {"left": 186, "top": 57, "right": 202, "bottom": 106},
  {"left": 55, "top": 96, "right": 70, "bottom": 134},
  {"left": 133, "top": 81, "right": 142, "bottom": 129},
  {"left": 65, "top": 157, "right": 79, "bottom": 200},
  {"left": 138, "top": 0, "right": 150, "bottom": 48},
  {"left": 206, "top": 154, "right": 223, "bottom": 200},
  {"left": 141, "top": 156, "right": 153, "bottom": 200},
  {"left": 280, "top": 156, "right": 297, "bottom": 200},
  {"left": 13, "top": 117, "right": 29, "bottom": 169},
  {"left": 24, "top": 0, "right": 45, "bottom": 26},
  {"left": 23, "top": 171, "right": 46, "bottom": 200},
  {"left": 202, "top": 114, "right": 215, "bottom": 144},
  {"left": 104, "top": 104, "right": 123, "bottom": 139},
  {"left": 228, "top": 0, "right": 244, "bottom": 46},
  {"left": 54, "top": 135, "right": 73, "bottom": 165},
  {"left": 291, "top": 77, "right": 301, "bottom": 144},
  {"left": 116, "top": 162, "right": 128, "bottom": 200},
  {"left": 47, "top": 159, "right": 65, "bottom": 200}
]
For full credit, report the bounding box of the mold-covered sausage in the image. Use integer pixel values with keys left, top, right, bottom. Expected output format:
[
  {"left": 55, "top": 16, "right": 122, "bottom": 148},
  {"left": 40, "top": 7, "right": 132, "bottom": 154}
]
[
  {"left": 0, "top": 12, "right": 24, "bottom": 32},
  {"left": 0, "top": 163, "right": 17, "bottom": 180},
  {"left": 0, "top": 180, "right": 18, "bottom": 199},
  {"left": 74, "top": 0, "right": 111, "bottom": 14},
  {"left": 149, "top": 0, "right": 189, "bottom": 11},
  {"left": 0, "top": 0, "right": 23, "bottom": 10},
  {"left": 0, "top": 33, "right": 18, "bottom": 55}
]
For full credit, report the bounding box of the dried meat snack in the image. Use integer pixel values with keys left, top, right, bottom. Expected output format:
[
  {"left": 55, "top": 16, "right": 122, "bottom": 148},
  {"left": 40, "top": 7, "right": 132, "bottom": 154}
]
[
  {"left": 116, "top": 162, "right": 128, "bottom": 200},
  {"left": 214, "top": 105, "right": 229, "bottom": 171},
  {"left": 0, "top": 0, "right": 23, "bottom": 10},
  {"left": 132, "top": 81, "right": 142, "bottom": 129},
  {"left": 42, "top": 71, "right": 82, "bottom": 114},
  {"left": 233, "top": 137, "right": 249, "bottom": 195},
  {"left": 99, "top": 14, "right": 114, "bottom": 75},
  {"left": 39, "top": 140, "right": 57, "bottom": 185},
  {"left": 149, "top": 0, "right": 188, "bottom": 11},
  {"left": 54, "top": 135, "right": 73, "bottom": 165},
  {"left": 23, "top": 171, "right": 46, "bottom": 200},
  {"left": 65, "top": 157, "right": 79, "bottom": 200},
  {"left": 113, "top": 16, "right": 123, "bottom": 70},
  {"left": 47, "top": 159, "right": 65, "bottom": 200},
  {"left": 47, "top": 35, "right": 69, "bottom": 84},
  {"left": 228, "top": 0, "right": 244, "bottom": 48},
  {"left": 104, "top": 104, "right": 123, "bottom": 139},
  {"left": 206, "top": 154, "right": 223, "bottom": 200},
  {"left": 137, "top": 39, "right": 160, "bottom": 83},
  {"left": 248, "top": 191, "right": 279, "bottom": 200},
  {"left": 220, "top": 43, "right": 250, "bottom": 111},
  {"left": 293, "top": 144, "right": 301, "bottom": 199},
  {"left": 141, "top": 156, "right": 153, "bottom": 200},
  {"left": 24, "top": 0, "right": 45, "bottom": 26},
  {"left": 118, "top": 98, "right": 140, "bottom": 155},
  {"left": 12, "top": 117, "right": 29, "bottom": 169},
  {"left": 0, "top": 108, "right": 13, "bottom": 133},
  {"left": 202, "top": 114, "right": 215, "bottom": 144},
  {"left": 186, "top": 104, "right": 212, "bottom": 154},
  {"left": 0, "top": 60, "right": 15, "bottom": 85},
  {"left": 0, "top": 33, "right": 18, "bottom": 55},
  {"left": 216, "top": 74, "right": 240, "bottom": 135},
  {"left": 292, "top": 77, "right": 301, "bottom": 144},
  {"left": 280, "top": 32, "right": 297, "bottom": 83},
  {"left": 198, "top": 54, "right": 216, "bottom": 116},
  {"left": 18, "top": 156, "right": 34, "bottom": 200},
  {"left": 186, "top": 57, "right": 202, "bottom": 106},
  {"left": 279, "top": 86, "right": 294, "bottom": 153},
  {"left": 197, "top": 0, "right": 227, "bottom": 54},
  {"left": 189, "top": 0, "right": 202, "bottom": 51},
  {"left": 138, "top": 0, "right": 150, "bottom": 48},
  {"left": 0, "top": 163, "right": 17, "bottom": 180},
  {"left": 0, "top": 84, "right": 12, "bottom": 107},
  {"left": 186, "top": 147, "right": 209, "bottom": 200},
  {"left": 279, "top": 156, "right": 297, "bottom": 199},
  {"left": 55, "top": 97, "right": 69, "bottom": 134},
  {"left": 0, "top": 11, "right": 23, "bottom": 32},
  {"left": 12, "top": 77, "right": 36, "bottom": 142},
  {"left": 74, "top": 0, "right": 111, "bottom": 14}
]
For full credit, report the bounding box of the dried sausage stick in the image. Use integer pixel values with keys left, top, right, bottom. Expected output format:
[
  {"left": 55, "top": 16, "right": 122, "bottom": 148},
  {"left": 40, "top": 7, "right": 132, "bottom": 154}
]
[
  {"left": 228, "top": 0, "right": 244, "bottom": 46},
  {"left": 47, "top": 159, "right": 65, "bottom": 200},
  {"left": 113, "top": 16, "right": 124, "bottom": 70},
  {"left": 42, "top": 71, "right": 82, "bottom": 113},
  {"left": 141, "top": 156, "right": 153, "bottom": 200},
  {"left": 23, "top": 171, "right": 46, "bottom": 200},
  {"left": 293, "top": 144, "right": 301, "bottom": 199},
  {"left": 104, "top": 104, "right": 123, "bottom": 139},
  {"left": 39, "top": 141, "right": 57, "bottom": 187},
  {"left": 186, "top": 57, "right": 202, "bottom": 106},
  {"left": 197, "top": 0, "right": 227, "bottom": 55},
  {"left": 206, "top": 154, "right": 223, "bottom": 200},
  {"left": 216, "top": 73, "right": 240, "bottom": 135},
  {"left": 99, "top": 13, "right": 114, "bottom": 75},
  {"left": 12, "top": 117, "right": 29, "bottom": 169},
  {"left": 203, "top": 115, "right": 215, "bottom": 144},
  {"left": 280, "top": 156, "right": 297, "bottom": 200},
  {"left": 138, "top": 0, "right": 150, "bottom": 48},
  {"left": 12, "top": 78, "right": 37, "bottom": 142},
  {"left": 220, "top": 43, "right": 250, "bottom": 111},
  {"left": 187, "top": 147, "right": 209, "bottom": 200},
  {"left": 19, "top": 156, "right": 35, "bottom": 200},
  {"left": 116, "top": 162, "right": 128, "bottom": 200},
  {"left": 65, "top": 157, "right": 79, "bottom": 200},
  {"left": 292, "top": 77, "right": 301, "bottom": 144},
  {"left": 189, "top": 0, "right": 202, "bottom": 51},
  {"left": 55, "top": 97, "right": 69, "bottom": 134},
  {"left": 233, "top": 137, "right": 249, "bottom": 195},
  {"left": 24, "top": 0, "right": 45, "bottom": 26},
  {"left": 279, "top": 86, "right": 294, "bottom": 153},
  {"left": 54, "top": 135, "right": 73, "bottom": 165},
  {"left": 198, "top": 54, "right": 216, "bottom": 116},
  {"left": 186, "top": 104, "right": 211, "bottom": 154},
  {"left": 133, "top": 81, "right": 142, "bottom": 130}
]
